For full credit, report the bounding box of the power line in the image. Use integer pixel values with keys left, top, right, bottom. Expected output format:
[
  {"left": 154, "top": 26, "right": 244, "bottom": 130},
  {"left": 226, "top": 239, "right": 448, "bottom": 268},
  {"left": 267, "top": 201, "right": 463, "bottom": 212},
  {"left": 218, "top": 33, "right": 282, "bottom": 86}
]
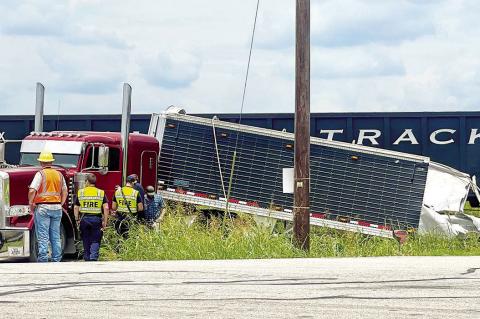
[
  {"left": 236, "top": 0, "right": 260, "bottom": 131},
  {"left": 225, "top": 0, "right": 261, "bottom": 216}
]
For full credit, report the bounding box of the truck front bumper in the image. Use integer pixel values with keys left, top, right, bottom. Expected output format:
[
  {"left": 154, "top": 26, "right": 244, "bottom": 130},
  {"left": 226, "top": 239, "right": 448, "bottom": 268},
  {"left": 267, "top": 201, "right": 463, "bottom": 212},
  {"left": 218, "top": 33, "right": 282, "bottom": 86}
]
[{"left": 0, "top": 228, "right": 30, "bottom": 260}]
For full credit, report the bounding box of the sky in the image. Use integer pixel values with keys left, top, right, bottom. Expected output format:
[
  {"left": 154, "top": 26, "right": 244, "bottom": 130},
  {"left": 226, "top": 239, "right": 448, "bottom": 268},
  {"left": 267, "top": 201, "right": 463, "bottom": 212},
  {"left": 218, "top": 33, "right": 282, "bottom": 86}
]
[{"left": 1, "top": 0, "right": 480, "bottom": 115}]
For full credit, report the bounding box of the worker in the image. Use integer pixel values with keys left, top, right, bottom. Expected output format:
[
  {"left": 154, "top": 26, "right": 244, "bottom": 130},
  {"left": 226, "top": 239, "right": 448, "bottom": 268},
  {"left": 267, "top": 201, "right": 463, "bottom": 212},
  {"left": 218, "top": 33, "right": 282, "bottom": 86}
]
[
  {"left": 129, "top": 174, "right": 146, "bottom": 200},
  {"left": 128, "top": 174, "right": 145, "bottom": 221},
  {"left": 73, "top": 173, "right": 109, "bottom": 261},
  {"left": 144, "top": 185, "right": 165, "bottom": 228},
  {"left": 112, "top": 175, "right": 144, "bottom": 236},
  {"left": 28, "top": 151, "right": 67, "bottom": 262}
]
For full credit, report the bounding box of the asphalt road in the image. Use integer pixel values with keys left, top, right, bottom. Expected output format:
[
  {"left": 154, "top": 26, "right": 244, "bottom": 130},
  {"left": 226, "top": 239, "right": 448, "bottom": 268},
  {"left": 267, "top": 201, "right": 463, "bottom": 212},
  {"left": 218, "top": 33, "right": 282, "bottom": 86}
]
[{"left": 0, "top": 257, "right": 479, "bottom": 319}]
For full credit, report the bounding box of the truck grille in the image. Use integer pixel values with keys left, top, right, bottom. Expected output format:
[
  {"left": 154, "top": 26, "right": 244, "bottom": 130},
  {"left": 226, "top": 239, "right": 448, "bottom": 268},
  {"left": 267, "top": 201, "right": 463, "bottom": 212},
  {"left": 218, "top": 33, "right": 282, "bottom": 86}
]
[{"left": 68, "top": 177, "right": 74, "bottom": 207}]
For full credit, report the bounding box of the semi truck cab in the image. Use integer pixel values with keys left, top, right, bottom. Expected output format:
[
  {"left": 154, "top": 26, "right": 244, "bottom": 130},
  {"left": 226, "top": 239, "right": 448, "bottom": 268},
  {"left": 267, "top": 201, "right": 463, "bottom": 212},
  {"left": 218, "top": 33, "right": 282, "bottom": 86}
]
[{"left": 0, "top": 131, "right": 159, "bottom": 260}]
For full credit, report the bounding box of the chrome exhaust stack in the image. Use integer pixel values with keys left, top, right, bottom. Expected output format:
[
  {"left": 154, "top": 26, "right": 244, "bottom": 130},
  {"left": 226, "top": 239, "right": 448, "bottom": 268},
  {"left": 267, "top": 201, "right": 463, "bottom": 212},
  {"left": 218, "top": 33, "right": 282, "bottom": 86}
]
[
  {"left": 0, "top": 82, "right": 45, "bottom": 167},
  {"left": 120, "top": 83, "right": 132, "bottom": 185},
  {"left": 0, "top": 134, "right": 5, "bottom": 166},
  {"left": 34, "top": 82, "right": 45, "bottom": 132},
  {"left": 0, "top": 172, "right": 7, "bottom": 229}
]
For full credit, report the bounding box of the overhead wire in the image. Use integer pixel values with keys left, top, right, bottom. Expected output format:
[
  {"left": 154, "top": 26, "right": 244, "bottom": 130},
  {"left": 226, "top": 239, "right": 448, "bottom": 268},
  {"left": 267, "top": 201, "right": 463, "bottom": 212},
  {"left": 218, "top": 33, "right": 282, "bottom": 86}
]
[{"left": 224, "top": 0, "right": 261, "bottom": 216}]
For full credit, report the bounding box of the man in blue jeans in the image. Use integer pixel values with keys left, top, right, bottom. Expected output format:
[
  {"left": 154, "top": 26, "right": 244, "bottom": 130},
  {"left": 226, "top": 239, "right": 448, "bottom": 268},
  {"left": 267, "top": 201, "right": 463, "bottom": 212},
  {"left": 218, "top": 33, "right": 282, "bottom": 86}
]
[
  {"left": 28, "top": 151, "right": 67, "bottom": 262},
  {"left": 74, "top": 174, "right": 109, "bottom": 261}
]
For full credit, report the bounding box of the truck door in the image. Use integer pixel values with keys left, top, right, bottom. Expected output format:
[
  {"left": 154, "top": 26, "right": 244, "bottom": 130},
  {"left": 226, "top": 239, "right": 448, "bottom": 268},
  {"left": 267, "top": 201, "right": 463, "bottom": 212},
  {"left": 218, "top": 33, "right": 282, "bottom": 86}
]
[
  {"left": 140, "top": 151, "right": 157, "bottom": 189},
  {"left": 82, "top": 145, "right": 121, "bottom": 201}
]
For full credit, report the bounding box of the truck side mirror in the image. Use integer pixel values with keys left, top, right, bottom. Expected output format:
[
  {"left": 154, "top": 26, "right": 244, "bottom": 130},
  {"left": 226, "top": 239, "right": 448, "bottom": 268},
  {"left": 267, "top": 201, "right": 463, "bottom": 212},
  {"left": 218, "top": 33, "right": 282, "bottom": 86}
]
[{"left": 97, "top": 146, "right": 109, "bottom": 168}]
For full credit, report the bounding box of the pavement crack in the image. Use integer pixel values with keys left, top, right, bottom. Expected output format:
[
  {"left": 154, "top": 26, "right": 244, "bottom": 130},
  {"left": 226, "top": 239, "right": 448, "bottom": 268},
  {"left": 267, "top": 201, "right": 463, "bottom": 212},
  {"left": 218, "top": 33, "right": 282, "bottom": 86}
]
[
  {"left": 461, "top": 268, "right": 480, "bottom": 275},
  {"left": 183, "top": 276, "right": 478, "bottom": 286},
  {"left": 184, "top": 277, "right": 337, "bottom": 284},
  {"left": 0, "top": 270, "right": 208, "bottom": 275},
  {"left": 0, "top": 281, "right": 133, "bottom": 297},
  {"left": 16, "top": 295, "right": 480, "bottom": 303}
]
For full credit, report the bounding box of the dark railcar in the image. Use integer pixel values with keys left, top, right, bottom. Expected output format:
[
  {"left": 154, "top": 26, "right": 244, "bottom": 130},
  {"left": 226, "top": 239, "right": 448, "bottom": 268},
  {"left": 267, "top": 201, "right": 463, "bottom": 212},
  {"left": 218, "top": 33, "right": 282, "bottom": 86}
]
[{"left": 1, "top": 111, "right": 479, "bottom": 179}]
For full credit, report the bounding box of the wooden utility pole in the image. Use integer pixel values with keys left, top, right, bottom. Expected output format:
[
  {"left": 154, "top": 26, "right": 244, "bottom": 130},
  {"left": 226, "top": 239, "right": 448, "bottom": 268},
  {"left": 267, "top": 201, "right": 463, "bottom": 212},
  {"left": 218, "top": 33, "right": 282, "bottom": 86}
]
[{"left": 293, "top": 0, "right": 310, "bottom": 250}]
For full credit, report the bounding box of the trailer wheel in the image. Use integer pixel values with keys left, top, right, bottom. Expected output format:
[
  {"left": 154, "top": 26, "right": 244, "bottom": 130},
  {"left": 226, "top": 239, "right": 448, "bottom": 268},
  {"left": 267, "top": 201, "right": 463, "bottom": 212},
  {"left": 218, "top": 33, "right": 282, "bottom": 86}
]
[
  {"left": 468, "top": 196, "right": 480, "bottom": 208},
  {"left": 29, "top": 223, "right": 66, "bottom": 262},
  {"left": 196, "top": 209, "right": 238, "bottom": 226}
]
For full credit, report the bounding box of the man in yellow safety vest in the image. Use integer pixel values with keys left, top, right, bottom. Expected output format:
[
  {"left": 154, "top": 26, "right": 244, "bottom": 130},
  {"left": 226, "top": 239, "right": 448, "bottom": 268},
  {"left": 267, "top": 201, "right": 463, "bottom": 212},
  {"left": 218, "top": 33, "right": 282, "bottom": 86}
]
[
  {"left": 74, "top": 173, "right": 109, "bottom": 261},
  {"left": 112, "top": 174, "right": 144, "bottom": 237}
]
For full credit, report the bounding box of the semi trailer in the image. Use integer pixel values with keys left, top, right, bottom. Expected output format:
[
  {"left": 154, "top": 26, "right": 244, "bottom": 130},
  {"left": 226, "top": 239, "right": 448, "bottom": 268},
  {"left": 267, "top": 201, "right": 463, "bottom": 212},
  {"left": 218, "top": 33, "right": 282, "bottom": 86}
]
[{"left": 149, "top": 110, "right": 477, "bottom": 239}]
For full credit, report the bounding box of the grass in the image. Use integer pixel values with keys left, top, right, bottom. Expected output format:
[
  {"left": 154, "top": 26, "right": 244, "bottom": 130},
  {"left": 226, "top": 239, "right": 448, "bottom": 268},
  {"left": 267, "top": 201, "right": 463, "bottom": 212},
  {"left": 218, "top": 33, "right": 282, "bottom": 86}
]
[
  {"left": 99, "top": 202, "right": 480, "bottom": 261},
  {"left": 464, "top": 201, "right": 480, "bottom": 218}
]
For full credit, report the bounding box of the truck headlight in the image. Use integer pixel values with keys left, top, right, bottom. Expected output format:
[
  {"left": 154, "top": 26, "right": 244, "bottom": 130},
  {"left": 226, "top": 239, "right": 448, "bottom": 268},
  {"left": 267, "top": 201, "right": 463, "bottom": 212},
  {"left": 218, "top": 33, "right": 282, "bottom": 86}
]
[
  {"left": 0, "top": 171, "right": 9, "bottom": 228},
  {"left": 0, "top": 173, "right": 25, "bottom": 217},
  {"left": 6, "top": 205, "right": 30, "bottom": 217},
  {"left": 0, "top": 171, "right": 9, "bottom": 207}
]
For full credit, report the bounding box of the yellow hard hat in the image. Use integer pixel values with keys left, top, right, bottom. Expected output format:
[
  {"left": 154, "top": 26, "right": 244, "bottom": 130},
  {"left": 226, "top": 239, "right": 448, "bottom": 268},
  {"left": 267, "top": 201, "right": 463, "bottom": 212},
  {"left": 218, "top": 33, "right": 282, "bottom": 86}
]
[{"left": 37, "top": 151, "right": 55, "bottom": 162}]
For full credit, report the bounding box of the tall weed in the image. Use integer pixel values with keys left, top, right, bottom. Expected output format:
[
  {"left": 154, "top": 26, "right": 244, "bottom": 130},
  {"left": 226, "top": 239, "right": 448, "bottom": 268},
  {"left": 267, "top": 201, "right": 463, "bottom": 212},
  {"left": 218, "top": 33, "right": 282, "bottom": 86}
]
[{"left": 100, "top": 205, "right": 480, "bottom": 261}]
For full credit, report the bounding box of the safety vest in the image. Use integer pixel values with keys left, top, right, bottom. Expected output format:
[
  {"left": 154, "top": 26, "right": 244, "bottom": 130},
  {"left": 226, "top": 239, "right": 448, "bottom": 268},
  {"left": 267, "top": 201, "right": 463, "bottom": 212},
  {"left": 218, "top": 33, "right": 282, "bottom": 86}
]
[
  {"left": 78, "top": 186, "right": 104, "bottom": 215},
  {"left": 34, "top": 168, "right": 64, "bottom": 204},
  {"left": 115, "top": 186, "right": 139, "bottom": 214}
]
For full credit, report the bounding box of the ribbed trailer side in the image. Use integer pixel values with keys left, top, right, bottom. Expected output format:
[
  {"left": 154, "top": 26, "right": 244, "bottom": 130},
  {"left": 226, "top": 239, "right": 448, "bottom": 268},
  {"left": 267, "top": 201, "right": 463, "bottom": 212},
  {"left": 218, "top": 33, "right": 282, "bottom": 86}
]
[{"left": 157, "top": 114, "right": 429, "bottom": 231}]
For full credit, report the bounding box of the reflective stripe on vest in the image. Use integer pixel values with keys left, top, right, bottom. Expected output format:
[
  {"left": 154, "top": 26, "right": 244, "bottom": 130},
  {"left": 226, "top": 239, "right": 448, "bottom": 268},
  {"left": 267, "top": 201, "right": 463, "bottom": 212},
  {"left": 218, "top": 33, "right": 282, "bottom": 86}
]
[
  {"left": 78, "top": 186, "right": 104, "bottom": 215},
  {"left": 114, "top": 186, "right": 138, "bottom": 214},
  {"left": 35, "top": 168, "right": 63, "bottom": 204}
]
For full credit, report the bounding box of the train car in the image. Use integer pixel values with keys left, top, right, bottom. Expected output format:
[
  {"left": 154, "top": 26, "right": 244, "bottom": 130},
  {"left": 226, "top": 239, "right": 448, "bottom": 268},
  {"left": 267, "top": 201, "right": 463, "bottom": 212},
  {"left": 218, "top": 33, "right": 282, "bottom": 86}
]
[{"left": 1, "top": 111, "right": 479, "bottom": 204}]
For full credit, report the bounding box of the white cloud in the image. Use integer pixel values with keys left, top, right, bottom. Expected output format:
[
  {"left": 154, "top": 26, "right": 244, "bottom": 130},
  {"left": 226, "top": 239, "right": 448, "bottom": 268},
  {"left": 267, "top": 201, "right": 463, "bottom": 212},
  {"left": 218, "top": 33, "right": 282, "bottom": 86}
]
[
  {"left": 1, "top": 0, "right": 480, "bottom": 115},
  {"left": 277, "top": 46, "right": 405, "bottom": 79},
  {"left": 0, "top": 0, "right": 128, "bottom": 49},
  {"left": 139, "top": 51, "right": 201, "bottom": 89},
  {"left": 37, "top": 43, "right": 128, "bottom": 95},
  {"left": 0, "top": 1, "right": 67, "bottom": 37},
  {"left": 310, "top": 0, "right": 436, "bottom": 47},
  {"left": 257, "top": 0, "right": 437, "bottom": 49}
]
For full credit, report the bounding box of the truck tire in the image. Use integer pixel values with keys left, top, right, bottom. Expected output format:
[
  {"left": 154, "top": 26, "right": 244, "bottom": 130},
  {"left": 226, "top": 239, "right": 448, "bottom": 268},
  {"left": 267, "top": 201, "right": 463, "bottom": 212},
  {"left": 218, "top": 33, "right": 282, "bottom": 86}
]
[{"left": 29, "top": 223, "right": 66, "bottom": 262}]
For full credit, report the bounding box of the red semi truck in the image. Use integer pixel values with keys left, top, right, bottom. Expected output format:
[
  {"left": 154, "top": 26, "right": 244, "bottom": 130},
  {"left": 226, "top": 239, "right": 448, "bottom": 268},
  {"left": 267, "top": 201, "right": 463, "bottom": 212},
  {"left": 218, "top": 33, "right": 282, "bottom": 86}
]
[{"left": 0, "top": 84, "right": 158, "bottom": 260}]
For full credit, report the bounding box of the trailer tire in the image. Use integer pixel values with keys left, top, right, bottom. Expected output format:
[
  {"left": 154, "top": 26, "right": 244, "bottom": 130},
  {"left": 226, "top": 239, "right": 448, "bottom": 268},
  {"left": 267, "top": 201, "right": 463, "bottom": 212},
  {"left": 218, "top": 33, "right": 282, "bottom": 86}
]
[
  {"left": 196, "top": 209, "right": 238, "bottom": 226},
  {"left": 468, "top": 195, "right": 480, "bottom": 208},
  {"left": 29, "top": 223, "right": 66, "bottom": 262}
]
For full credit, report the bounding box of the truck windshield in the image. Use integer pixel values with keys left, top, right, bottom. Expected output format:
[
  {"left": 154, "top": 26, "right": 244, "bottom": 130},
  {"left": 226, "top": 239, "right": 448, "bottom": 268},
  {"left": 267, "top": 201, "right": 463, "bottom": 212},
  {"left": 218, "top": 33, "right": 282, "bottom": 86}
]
[{"left": 20, "top": 153, "right": 80, "bottom": 168}]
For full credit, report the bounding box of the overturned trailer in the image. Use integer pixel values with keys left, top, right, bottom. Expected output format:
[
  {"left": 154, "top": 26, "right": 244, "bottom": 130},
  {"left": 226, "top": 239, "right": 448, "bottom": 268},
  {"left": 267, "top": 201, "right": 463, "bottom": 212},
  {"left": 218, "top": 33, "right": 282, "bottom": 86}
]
[
  {"left": 420, "top": 162, "right": 480, "bottom": 236},
  {"left": 149, "top": 109, "right": 480, "bottom": 238}
]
